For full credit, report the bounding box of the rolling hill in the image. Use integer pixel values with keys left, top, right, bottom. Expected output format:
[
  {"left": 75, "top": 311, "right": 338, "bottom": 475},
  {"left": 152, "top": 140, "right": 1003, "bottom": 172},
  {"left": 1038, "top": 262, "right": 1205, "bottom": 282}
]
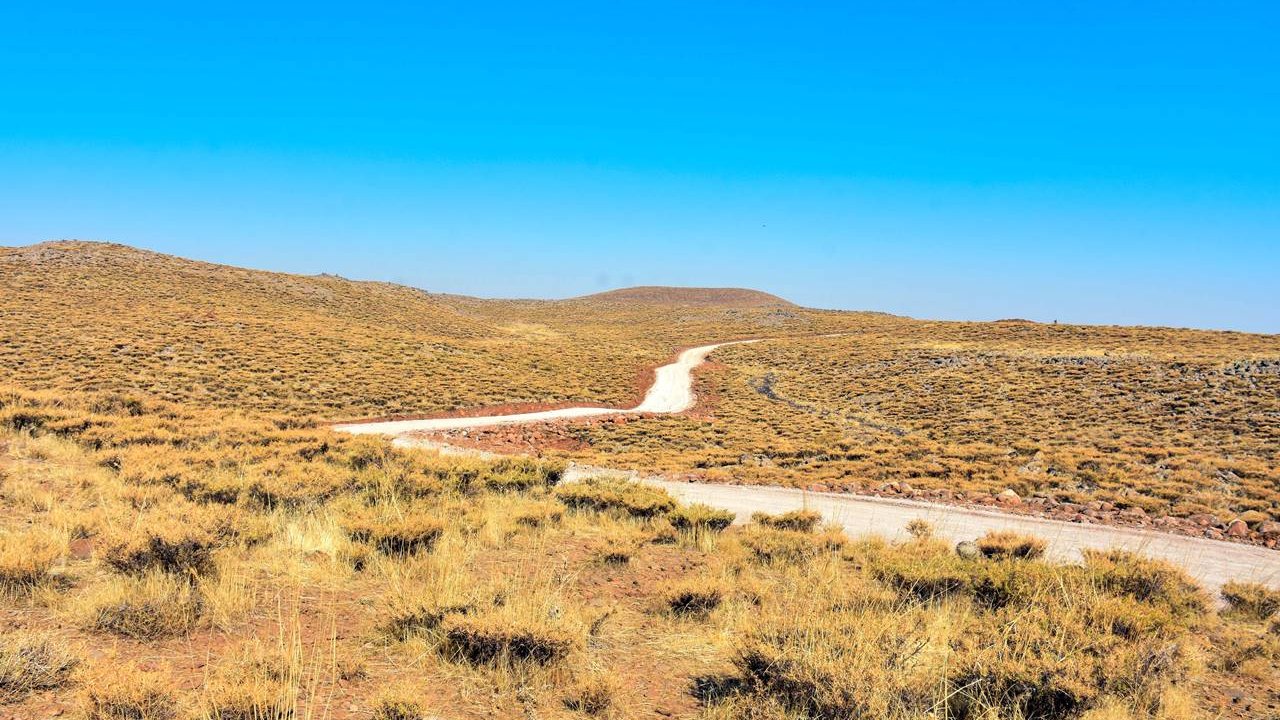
[
  {"left": 0, "top": 241, "right": 871, "bottom": 418},
  {"left": 2, "top": 240, "right": 1279, "bottom": 719}
]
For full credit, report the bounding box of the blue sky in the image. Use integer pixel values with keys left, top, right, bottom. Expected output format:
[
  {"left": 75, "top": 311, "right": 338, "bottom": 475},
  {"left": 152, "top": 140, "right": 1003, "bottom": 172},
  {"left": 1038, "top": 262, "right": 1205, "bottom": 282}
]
[{"left": 2, "top": 2, "right": 1277, "bottom": 332}]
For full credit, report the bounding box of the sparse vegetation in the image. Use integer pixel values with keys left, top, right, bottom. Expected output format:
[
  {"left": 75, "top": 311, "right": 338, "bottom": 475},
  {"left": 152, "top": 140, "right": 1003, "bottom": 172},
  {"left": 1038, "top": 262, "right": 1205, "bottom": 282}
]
[
  {"left": 0, "top": 242, "right": 1277, "bottom": 718},
  {"left": 555, "top": 327, "right": 1280, "bottom": 527},
  {"left": 0, "top": 387, "right": 1273, "bottom": 717}
]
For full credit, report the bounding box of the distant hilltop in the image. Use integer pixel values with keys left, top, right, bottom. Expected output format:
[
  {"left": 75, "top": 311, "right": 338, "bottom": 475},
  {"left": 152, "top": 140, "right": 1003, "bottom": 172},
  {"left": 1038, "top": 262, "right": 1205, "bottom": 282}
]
[{"left": 574, "top": 285, "right": 794, "bottom": 308}]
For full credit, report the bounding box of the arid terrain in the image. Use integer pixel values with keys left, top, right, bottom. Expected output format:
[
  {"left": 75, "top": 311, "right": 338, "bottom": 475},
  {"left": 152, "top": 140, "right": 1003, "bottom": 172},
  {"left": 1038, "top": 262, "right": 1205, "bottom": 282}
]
[{"left": 1, "top": 241, "right": 1278, "bottom": 720}]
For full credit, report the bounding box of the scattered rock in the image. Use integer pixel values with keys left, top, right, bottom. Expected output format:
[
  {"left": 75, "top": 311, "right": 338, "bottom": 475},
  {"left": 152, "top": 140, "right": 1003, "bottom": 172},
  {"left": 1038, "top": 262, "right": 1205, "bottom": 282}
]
[
  {"left": 1226, "top": 519, "right": 1250, "bottom": 537},
  {"left": 996, "top": 489, "right": 1021, "bottom": 505},
  {"left": 1257, "top": 521, "right": 1280, "bottom": 537}
]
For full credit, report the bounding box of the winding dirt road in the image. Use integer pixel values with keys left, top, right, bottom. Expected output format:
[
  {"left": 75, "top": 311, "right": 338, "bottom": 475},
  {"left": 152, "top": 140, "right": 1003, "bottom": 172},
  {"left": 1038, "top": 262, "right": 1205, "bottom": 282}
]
[
  {"left": 332, "top": 340, "right": 753, "bottom": 434},
  {"left": 334, "top": 338, "right": 1280, "bottom": 593}
]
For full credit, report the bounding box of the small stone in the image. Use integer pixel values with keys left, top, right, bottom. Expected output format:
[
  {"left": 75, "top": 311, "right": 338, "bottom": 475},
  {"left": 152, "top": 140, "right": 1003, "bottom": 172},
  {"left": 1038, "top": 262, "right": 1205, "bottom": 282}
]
[
  {"left": 955, "top": 541, "right": 981, "bottom": 560},
  {"left": 996, "top": 489, "right": 1021, "bottom": 505}
]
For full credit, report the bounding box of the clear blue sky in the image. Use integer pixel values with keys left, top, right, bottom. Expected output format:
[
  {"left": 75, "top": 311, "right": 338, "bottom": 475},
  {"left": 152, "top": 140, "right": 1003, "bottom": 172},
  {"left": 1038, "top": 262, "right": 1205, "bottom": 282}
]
[{"left": 2, "top": 2, "right": 1277, "bottom": 332}]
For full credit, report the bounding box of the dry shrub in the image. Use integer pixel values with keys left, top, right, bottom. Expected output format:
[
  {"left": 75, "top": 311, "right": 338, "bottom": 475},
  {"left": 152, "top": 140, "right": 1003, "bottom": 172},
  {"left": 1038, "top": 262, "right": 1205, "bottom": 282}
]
[
  {"left": 0, "top": 526, "right": 65, "bottom": 588},
  {"left": 905, "top": 518, "right": 934, "bottom": 539},
  {"left": 344, "top": 510, "right": 444, "bottom": 556},
  {"left": 441, "top": 615, "right": 579, "bottom": 666},
  {"left": 751, "top": 509, "right": 822, "bottom": 533},
  {"left": 735, "top": 606, "right": 934, "bottom": 719},
  {"left": 563, "top": 670, "right": 617, "bottom": 715},
  {"left": 737, "top": 527, "right": 845, "bottom": 565},
  {"left": 975, "top": 530, "right": 1047, "bottom": 560},
  {"left": 82, "top": 665, "right": 179, "bottom": 719},
  {"left": 482, "top": 457, "right": 565, "bottom": 492},
  {"left": 512, "top": 500, "right": 564, "bottom": 528},
  {"left": 373, "top": 692, "right": 428, "bottom": 720},
  {"left": 1082, "top": 550, "right": 1207, "bottom": 618},
  {"left": 436, "top": 587, "right": 584, "bottom": 666},
  {"left": 202, "top": 680, "right": 293, "bottom": 720},
  {"left": 1221, "top": 580, "right": 1280, "bottom": 621},
  {"left": 668, "top": 504, "right": 735, "bottom": 533},
  {"left": 99, "top": 514, "right": 219, "bottom": 577},
  {"left": 555, "top": 478, "right": 675, "bottom": 518},
  {"left": 665, "top": 579, "right": 725, "bottom": 616},
  {"left": 385, "top": 597, "right": 477, "bottom": 641},
  {"left": 0, "top": 633, "right": 78, "bottom": 703},
  {"left": 875, "top": 554, "right": 974, "bottom": 603},
  {"left": 951, "top": 594, "right": 1194, "bottom": 720},
  {"left": 81, "top": 572, "right": 203, "bottom": 639}
]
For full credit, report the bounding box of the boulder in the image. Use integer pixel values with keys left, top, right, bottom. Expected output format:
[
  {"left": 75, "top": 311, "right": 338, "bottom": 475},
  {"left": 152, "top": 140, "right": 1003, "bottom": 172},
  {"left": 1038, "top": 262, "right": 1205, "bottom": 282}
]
[
  {"left": 996, "top": 489, "right": 1021, "bottom": 505},
  {"left": 1226, "top": 519, "right": 1250, "bottom": 538},
  {"left": 955, "top": 541, "right": 981, "bottom": 560},
  {"left": 1257, "top": 520, "right": 1280, "bottom": 537}
]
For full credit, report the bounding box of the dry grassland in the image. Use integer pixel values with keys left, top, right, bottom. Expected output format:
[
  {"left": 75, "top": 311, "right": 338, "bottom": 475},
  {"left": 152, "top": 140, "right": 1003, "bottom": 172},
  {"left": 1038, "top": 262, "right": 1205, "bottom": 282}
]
[
  {"left": 556, "top": 326, "right": 1280, "bottom": 526},
  {"left": 0, "top": 386, "right": 1276, "bottom": 719}
]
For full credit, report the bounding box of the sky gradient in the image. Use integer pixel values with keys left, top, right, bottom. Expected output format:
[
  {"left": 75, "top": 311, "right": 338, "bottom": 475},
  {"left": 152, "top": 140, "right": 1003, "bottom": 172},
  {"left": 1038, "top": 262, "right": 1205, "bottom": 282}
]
[{"left": 2, "top": 2, "right": 1277, "bottom": 332}]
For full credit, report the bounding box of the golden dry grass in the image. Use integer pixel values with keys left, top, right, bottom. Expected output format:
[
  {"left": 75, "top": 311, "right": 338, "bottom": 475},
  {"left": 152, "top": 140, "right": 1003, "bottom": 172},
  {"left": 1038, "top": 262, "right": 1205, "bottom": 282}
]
[
  {"left": 0, "top": 241, "right": 853, "bottom": 419},
  {"left": 557, "top": 326, "right": 1280, "bottom": 523},
  {"left": 0, "top": 387, "right": 1275, "bottom": 719},
  {"left": 2, "top": 241, "right": 1279, "bottom": 718},
  {"left": 6, "top": 241, "right": 1275, "bottom": 524}
]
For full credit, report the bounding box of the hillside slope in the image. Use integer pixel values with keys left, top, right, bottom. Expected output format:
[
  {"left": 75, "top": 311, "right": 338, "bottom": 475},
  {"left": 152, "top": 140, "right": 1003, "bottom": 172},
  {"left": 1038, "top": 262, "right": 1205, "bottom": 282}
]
[
  {"left": 573, "top": 285, "right": 794, "bottom": 307},
  {"left": 0, "top": 241, "right": 872, "bottom": 417}
]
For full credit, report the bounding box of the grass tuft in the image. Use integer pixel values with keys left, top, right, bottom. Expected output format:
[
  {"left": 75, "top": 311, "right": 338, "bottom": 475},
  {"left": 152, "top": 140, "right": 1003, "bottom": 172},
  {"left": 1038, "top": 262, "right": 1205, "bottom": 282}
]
[
  {"left": 0, "top": 633, "right": 78, "bottom": 703},
  {"left": 751, "top": 509, "right": 822, "bottom": 533},
  {"left": 1221, "top": 580, "right": 1280, "bottom": 621},
  {"left": 975, "top": 530, "right": 1048, "bottom": 560}
]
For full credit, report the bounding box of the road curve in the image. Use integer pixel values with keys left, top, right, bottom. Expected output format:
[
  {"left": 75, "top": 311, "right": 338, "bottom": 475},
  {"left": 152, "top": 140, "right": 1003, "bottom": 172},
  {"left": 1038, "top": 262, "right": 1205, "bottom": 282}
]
[
  {"left": 619, "top": 472, "right": 1279, "bottom": 594},
  {"left": 332, "top": 340, "right": 754, "bottom": 435}
]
